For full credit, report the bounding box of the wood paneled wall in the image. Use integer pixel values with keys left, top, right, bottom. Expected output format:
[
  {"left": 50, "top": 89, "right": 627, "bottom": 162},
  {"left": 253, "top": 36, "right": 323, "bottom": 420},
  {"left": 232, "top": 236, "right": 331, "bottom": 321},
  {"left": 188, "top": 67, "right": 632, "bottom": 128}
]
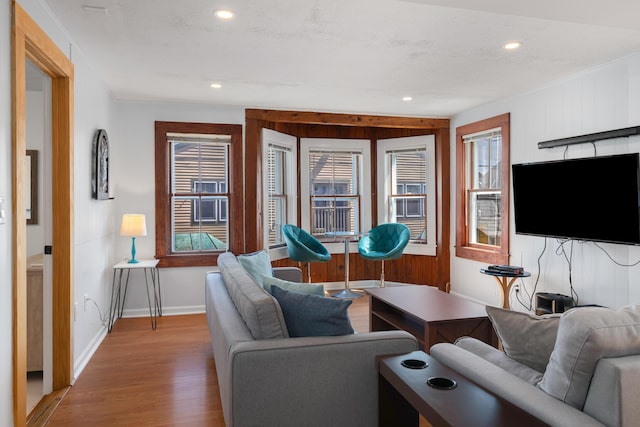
[{"left": 245, "top": 109, "right": 451, "bottom": 290}]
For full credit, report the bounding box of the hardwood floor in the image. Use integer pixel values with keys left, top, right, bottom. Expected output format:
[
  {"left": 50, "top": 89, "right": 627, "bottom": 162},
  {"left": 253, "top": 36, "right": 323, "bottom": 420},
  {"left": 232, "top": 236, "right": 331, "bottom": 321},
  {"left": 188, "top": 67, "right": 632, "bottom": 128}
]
[
  {"left": 46, "top": 314, "right": 224, "bottom": 426},
  {"left": 45, "top": 294, "right": 428, "bottom": 426}
]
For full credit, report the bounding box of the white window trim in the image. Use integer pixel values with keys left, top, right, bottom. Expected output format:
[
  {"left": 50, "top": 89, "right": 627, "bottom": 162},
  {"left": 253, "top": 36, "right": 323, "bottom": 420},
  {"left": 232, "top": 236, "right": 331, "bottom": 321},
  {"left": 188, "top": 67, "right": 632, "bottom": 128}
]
[
  {"left": 300, "top": 138, "right": 372, "bottom": 255},
  {"left": 377, "top": 135, "right": 436, "bottom": 256},
  {"left": 262, "top": 129, "right": 298, "bottom": 260}
]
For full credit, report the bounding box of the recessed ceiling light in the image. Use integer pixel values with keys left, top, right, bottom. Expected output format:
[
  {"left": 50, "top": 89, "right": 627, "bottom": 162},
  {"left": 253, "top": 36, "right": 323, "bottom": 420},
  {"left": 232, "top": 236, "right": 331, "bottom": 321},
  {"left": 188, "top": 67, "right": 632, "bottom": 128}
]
[
  {"left": 402, "top": 96, "right": 413, "bottom": 102},
  {"left": 214, "top": 9, "right": 234, "bottom": 20},
  {"left": 504, "top": 41, "right": 522, "bottom": 50},
  {"left": 210, "top": 83, "right": 222, "bottom": 89}
]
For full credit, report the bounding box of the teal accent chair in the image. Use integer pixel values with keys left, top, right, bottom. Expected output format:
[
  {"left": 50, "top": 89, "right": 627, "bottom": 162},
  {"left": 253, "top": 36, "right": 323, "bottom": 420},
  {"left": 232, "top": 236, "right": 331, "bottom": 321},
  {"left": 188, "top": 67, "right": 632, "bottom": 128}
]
[
  {"left": 282, "top": 224, "right": 331, "bottom": 283},
  {"left": 358, "top": 223, "right": 410, "bottom": 287}
]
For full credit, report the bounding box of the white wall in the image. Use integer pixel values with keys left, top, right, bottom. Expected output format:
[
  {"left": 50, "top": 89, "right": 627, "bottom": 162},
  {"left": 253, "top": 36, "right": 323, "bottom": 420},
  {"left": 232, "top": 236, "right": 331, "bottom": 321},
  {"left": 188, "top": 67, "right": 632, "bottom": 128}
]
[
  {"left": 0, "top": 1, "right": 116, "bottom": 423},
  {"left": 451, "top": 53, "right": 640, "bottom": 311},
  {"left": 110, "top": 101, "right": 244, "bottom": 316}
]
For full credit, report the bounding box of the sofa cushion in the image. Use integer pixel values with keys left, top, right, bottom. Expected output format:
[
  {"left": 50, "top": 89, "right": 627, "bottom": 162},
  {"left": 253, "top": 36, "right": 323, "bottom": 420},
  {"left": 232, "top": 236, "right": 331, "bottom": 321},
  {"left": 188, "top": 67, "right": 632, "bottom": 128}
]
[
  {"left": 261, "top": 274, "right": 325, "bottom": 296},
  {"left": 237, "top": 250, "right": 273, "bottom": 288},
  {"left": 539, "top": 305, "right": 640, "bottom": 410},
  {"left": 271, "top": 286, "right": 354, "bottom": 337},
  {"left": 217, "top": 252, "right": 288, "bottom": 339},
  {"left": 486, "top": 305, "right": 561, "bottom": 373}
]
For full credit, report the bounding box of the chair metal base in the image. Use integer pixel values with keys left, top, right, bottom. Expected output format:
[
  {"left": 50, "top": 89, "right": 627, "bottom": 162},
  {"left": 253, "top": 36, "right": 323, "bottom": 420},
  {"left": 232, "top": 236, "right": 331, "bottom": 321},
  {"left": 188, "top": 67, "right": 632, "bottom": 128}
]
[{"left": 331, "top": 288, "right": 364, "bottom": 299}]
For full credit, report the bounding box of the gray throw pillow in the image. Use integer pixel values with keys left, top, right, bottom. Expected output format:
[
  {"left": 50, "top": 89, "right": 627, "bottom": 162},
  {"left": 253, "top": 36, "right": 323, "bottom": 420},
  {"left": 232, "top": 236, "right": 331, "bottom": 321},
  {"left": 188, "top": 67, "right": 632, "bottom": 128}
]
[
  {"left": 238, "top": 250, "right": 273, "bottom": 288},
  {"left": 261, "top": 274, "right": 325, "bottom": 296},
  {"left": 538, "top": 305, "right": 640, "bottom": 410},
  {"left": 271, "top": 286, "right": 354, "bottom": 337},
  {"left": 486, "top": 305, "right": 561, "bottom": 373}
]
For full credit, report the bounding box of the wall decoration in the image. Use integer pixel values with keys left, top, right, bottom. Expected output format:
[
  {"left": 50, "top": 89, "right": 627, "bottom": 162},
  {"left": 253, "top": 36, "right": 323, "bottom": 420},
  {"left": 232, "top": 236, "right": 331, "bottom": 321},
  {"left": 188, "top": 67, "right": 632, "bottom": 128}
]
[
  {"left": 26, "top": 150, "right": 38, "bottom": 224},
  {"left": 92, "top": 129, "right": 110, "bottom": 200}
]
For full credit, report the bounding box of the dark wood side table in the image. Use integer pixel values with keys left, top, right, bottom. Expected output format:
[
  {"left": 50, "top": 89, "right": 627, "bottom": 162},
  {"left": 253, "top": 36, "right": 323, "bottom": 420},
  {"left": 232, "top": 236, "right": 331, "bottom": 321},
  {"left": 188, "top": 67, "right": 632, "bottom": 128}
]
[
  {"left": 378, "top": 351, "right": 548, "bottom": 427},
  {"left": 366, "top": 286, "right": 497, "bottom": 352}
]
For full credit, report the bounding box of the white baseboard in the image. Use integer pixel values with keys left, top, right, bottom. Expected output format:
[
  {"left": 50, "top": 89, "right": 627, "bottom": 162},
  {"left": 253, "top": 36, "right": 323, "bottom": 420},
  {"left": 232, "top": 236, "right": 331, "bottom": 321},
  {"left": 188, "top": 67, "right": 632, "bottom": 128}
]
[
  {"left": 73, "top": 325, "right": 108, "bottom": 383},
  {"left": 449, "top": 290, "right": 490, "bottom": 306},
  {"left": 121, "top": 305, "right": 205, "bottom": 318}
]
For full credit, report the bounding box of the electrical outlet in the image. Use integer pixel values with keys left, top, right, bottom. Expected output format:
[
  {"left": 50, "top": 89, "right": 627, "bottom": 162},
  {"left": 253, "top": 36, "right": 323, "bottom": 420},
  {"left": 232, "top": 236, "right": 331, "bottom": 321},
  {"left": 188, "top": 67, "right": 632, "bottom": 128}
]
[{"left": 514, "top": 284, "right": 520, "bottom": 292}]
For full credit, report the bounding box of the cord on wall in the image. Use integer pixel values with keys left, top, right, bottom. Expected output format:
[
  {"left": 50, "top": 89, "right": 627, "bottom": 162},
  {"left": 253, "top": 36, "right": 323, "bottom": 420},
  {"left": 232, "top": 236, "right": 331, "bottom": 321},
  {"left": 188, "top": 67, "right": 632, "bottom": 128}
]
[{"left": 84, "top": 296, "right": 110, "bottom": 327}]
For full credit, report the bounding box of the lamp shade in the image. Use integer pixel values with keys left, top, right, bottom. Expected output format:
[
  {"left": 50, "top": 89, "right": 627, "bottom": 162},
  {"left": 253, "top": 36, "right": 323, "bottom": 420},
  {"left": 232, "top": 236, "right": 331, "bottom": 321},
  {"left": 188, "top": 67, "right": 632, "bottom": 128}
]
[{"left": 120, "top": 214, "right": 147, "bottom": 237}]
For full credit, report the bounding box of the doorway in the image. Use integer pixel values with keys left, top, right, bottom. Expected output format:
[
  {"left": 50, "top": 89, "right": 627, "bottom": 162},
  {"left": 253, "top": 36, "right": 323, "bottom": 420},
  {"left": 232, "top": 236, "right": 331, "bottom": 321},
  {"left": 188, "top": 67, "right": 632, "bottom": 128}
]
[
  {"left": 24, "top": 59, "right": 53, "bottom": 415},
  {"left": 12, "top": 3, "right": 74, "bottom": 426}
]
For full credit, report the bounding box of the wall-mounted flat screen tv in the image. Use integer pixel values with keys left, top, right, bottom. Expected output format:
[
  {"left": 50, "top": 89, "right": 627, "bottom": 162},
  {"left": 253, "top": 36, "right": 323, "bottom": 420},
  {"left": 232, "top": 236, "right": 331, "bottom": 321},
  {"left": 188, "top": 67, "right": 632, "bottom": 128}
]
[{"left": 512, "top": 153, "right": 640, "bottom": 245}]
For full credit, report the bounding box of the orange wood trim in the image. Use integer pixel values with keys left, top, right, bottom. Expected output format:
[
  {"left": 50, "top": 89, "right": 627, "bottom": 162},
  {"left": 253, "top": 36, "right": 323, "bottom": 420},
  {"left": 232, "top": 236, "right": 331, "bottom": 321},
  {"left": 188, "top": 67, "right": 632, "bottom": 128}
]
[
  {"left": 13, "top": 2, "right": 75, "bottom": 424},
  {"left": 12, "top": 18, "right": 28, "bottom": 425}
]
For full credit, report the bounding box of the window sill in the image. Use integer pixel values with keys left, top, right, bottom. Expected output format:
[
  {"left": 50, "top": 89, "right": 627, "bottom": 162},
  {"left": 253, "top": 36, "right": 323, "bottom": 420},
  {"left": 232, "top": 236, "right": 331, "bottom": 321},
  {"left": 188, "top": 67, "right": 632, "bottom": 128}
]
[
  {"left": 455, "top": 245, "right": 508, "bottom": 265},
  {"left": 156, "top": 253, "right": 221, "bottom": 268}
]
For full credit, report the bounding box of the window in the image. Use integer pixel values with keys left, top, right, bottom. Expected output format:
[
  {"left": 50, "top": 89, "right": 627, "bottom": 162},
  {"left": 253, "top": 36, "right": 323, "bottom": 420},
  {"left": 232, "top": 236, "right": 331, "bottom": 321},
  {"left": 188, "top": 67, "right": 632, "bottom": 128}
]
[
  {"left": 262, "top": 129, "right": 297, "bottom": 251},
  {"left": 155, "top": 121, "right": 243, "bottom": 267},
  {"left": 300, "top": 139, "right": 372, "bottom": 237},
  {"left": 455, "top": 113, "right": 510, "bottom": 264},
  {"left": 377, "top": 135, "right": 436, "bottom": 256}
]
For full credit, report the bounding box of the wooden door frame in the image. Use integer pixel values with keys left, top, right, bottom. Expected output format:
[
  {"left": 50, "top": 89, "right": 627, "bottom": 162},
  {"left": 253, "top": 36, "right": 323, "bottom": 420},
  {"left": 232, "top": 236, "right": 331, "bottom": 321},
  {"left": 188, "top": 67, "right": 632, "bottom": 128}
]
[{"left": 12, "top": 2, "right": 74, "bottom": 425}]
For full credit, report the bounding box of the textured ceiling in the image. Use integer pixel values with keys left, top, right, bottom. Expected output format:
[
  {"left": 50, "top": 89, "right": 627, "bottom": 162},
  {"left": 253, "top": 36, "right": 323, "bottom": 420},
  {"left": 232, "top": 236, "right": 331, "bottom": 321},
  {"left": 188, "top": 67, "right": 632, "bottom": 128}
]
[{"left": 44, "top": 0, "right": 640, "bottom": 117}]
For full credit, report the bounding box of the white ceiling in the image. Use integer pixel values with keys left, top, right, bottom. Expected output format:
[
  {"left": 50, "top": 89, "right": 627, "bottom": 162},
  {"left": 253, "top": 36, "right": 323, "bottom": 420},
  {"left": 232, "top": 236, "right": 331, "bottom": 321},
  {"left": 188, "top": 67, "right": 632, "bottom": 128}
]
[{"left": 44, "top": 0, "right": 640, "bottom": 117}]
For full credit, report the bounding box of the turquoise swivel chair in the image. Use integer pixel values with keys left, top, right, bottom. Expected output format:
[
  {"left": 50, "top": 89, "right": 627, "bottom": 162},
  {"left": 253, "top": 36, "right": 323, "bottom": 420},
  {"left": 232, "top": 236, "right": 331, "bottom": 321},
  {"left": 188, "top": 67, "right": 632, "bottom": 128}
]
[
  {"left": 281, "top": 224, "right": 331, "bottom": 283},
  {"left": 358, "top": 223, "right": 410, "bottom": 287}
]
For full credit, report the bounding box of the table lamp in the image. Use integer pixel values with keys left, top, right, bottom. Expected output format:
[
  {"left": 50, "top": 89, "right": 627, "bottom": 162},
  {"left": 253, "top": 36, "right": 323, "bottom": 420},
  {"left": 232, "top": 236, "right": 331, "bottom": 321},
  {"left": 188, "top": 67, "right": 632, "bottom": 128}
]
[{"left": 120, "top": 214, "right": 147, "bottom": 263}]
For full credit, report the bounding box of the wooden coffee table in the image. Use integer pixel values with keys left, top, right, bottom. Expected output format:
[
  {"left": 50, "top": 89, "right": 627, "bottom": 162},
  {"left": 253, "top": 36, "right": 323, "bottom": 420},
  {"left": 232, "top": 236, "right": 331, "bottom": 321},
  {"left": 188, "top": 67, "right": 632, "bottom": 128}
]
[
  {"left": 378, "top": 351, "right": 547, "bottom": 426},
  {"left": 366, "top": 285, "right": 497, "bottom": 352}
]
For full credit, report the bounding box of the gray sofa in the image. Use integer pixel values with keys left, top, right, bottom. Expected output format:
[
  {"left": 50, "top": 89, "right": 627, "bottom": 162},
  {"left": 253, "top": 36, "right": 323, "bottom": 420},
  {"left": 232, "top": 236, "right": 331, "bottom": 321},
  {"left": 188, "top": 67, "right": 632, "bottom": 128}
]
[
  {"left": 431, "top": 308, "right": 640, "bottom": 427},
  {"left": 205, "top": 252, "right": 418, "bottom": 427}
]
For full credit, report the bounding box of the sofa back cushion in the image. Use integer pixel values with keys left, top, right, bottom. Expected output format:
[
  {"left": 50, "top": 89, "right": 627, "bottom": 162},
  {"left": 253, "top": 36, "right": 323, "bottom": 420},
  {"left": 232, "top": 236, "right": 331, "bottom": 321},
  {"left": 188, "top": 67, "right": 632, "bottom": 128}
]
[
  {"left": 217, "top": 252, "right": 289, "bottom": 339},
  {"left": 237, "top": 250, "right": 273, "bottom": 288},
  {"left": 486, "top": 305, "right": 561, "bottom": 373},
  {"left": 539, "top": 305, "right": 640, "bottom": 409}
]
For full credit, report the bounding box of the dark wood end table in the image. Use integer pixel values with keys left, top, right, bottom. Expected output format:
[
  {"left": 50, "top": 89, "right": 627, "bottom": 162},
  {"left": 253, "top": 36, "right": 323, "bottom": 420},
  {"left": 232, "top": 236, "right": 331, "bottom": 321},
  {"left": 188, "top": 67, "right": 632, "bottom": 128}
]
[{"left": 378, "top": 351, "right": 548, "bottom": 427}]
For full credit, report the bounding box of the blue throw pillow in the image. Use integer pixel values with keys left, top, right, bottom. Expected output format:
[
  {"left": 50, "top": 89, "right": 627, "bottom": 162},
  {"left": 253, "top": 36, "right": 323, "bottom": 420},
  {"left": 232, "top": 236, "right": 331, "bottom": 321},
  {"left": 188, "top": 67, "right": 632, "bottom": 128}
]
[
  {"left": 237, "top": 250, "right": 273, "bottom": 288},
  {"left": 261, "top": 275, "right": 325, "bottom": 296},
  {"left": 271, "top": 286, "right": 354, "bottom": 337}
]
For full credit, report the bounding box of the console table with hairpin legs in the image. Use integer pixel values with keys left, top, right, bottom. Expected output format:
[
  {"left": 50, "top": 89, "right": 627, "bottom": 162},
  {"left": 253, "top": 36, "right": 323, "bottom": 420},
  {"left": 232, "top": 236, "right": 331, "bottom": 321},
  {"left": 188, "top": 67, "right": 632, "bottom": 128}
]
[{"left": 109, "top": 259, "right": 162, "bottom": 331}]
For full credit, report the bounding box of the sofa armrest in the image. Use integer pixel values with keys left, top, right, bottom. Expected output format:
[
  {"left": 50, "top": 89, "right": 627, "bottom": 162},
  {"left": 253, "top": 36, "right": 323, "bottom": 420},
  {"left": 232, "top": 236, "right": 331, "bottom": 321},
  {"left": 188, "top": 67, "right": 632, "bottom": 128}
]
[
  {"left": 455, "top": 336, "right": 543, "bottom": 384},
  {"left": 228, "top": 330, "right": 418, "bottom": 427},
  {"left": 272, "top": 266, "right": 302, "bottom": 282},
  {"left": 584, "top": 354, "right": 640, "bottom": 427},
  {"left": 431, "top": 342, "right": 604, "bottom": 427}
]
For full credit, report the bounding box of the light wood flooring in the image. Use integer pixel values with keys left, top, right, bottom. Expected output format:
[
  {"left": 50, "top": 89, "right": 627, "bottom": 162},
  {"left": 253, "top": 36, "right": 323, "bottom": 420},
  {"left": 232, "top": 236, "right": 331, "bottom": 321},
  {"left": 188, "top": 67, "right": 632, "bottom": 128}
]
[{"left": 45, "top": 294, "right": 427, "bottom": 426}]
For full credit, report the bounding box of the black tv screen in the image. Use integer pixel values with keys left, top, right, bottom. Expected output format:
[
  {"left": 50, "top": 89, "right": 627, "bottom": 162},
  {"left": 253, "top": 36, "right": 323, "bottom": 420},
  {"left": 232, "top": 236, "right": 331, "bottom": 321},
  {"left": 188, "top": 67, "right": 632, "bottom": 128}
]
[{"left": 512, "top": 153, "right": 640, "bottom": 245}]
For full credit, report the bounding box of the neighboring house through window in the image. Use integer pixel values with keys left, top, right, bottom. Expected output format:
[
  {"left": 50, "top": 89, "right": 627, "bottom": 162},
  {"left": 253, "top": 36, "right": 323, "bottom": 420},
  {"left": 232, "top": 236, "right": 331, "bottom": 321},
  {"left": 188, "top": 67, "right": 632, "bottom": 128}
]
[
  {"left": 300, "top": 138, "right": 372, "bottom": 237},
  {"left": 377, "top": 135, "right": 436, "bottom": 256},
  {"left": 455, "top": 113, "right": 510, "bottom": 264},
  {"left": 155, "top": 121, "right": 243, "bottom": 267}
]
